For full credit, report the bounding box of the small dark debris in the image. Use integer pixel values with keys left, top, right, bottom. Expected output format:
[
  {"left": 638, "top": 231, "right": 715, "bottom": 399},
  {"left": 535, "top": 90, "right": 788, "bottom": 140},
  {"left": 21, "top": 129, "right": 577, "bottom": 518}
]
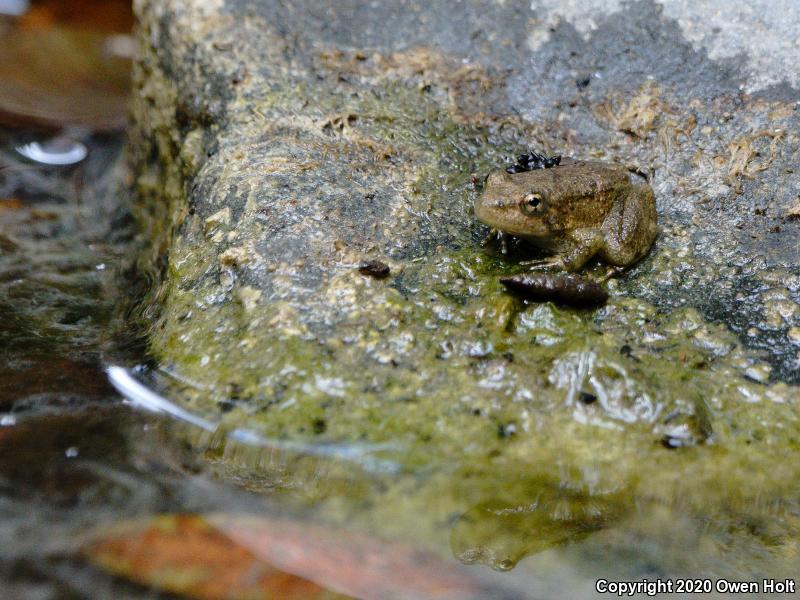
[
  {"left": 743, "top": 372, "right": 767, "bottom": 384},
  {"left": 619, "top": 344, "right": 639, "bottom": 361},
  {"left": 578, "top": 391, "right": 597, "bottom": 405},
  {"left": 500, "top": 273, "right": 608, "bottom": 307},
  {"left": 628, "top": 165, "right": 651, "bottom": 181},
  {"left": 359, "top": 259, "right": 391, "bottom": 279},
  {"left": 312, "top": 418, "right": 327, "bottom": 434},
  {"left": 231, "top": 66, "right": 247, "bottom": 85},
  {"left": 576, "top": 76, "right": 591, "bottom": 89},
  {"left": 498, "top": 423, "right": 517, "bottom": 438},
  {"left": 218, "top": 399, "right": 236, "bottom": 413}
]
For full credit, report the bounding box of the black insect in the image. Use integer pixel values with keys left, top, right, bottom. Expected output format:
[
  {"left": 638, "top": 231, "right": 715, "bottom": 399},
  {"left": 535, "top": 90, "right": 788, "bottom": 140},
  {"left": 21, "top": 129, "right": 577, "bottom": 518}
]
[{"left": 505, "top": 150, "right": 561, "bottom": 174}]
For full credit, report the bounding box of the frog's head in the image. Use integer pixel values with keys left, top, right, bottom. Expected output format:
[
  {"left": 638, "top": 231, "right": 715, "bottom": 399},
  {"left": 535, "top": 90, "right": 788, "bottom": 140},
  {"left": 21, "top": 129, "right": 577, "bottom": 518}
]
[{"left": 474, "top": 169, "right": 555, "bottom": 239}]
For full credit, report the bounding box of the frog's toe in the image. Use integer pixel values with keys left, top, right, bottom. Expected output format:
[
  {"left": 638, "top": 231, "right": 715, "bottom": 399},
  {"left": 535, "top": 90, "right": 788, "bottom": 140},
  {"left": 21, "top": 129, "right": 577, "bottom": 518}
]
[
  {"left": 519, "top": 256, "right": 563, "bottom": 271},
  {"left": 601, "top": 265, "right": 627, "bottom": 282},
  {"left": 481, "top": 228, "right": 499, "bottom": 246},
  {"left": 482, "top": 230, "right": 510, "bottom": 254},
  {"left": 499, "top": 234, "right": 509, "bottom": 255}
]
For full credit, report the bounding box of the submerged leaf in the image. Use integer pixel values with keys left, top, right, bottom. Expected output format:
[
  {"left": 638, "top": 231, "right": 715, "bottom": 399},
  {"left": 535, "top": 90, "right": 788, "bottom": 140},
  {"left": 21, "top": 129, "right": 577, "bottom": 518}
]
[
  {"left": 0, "top": 26, "right": 130, "bottom": 130},
  {"left": 17, "top": 0, "right": 133, "bottom": 32},
  {"left": 85, "top": 514, "right": 349, "bottom": 600},
  {"left": 0, "top": 198, "right": 24, "bottom": 213},
  {"left": 85, "top": 513, "right": 495, "bottom": 600}
]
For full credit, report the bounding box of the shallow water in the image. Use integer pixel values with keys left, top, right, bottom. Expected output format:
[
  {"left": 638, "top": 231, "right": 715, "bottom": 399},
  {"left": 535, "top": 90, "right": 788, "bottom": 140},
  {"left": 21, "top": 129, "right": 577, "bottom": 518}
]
[{"left": 0, "top": 132, "right": 360, "bottom": 599}]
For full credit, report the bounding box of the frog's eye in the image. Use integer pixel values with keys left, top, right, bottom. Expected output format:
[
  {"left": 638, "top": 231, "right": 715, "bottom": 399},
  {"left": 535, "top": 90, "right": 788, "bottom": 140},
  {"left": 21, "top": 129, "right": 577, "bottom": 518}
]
[{"left": 520, "top": 192, "right": 546, "bottom": 215}]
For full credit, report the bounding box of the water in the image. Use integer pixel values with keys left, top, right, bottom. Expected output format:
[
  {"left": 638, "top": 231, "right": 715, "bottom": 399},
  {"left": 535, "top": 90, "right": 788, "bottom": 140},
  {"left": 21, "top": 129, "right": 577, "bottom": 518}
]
[
  {"left": 0, "top": 132, "right": 310, "bottom": 598},
  {"left": 0, "top": 128, "right": 517, "bottom": 600}
]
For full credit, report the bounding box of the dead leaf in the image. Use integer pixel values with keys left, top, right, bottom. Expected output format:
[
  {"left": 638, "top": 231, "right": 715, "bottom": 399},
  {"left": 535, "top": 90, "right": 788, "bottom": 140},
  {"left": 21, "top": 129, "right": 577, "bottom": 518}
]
[
  {"left": 18, "top": 0, "right": 133, "bottom": 33},
  {"left": 0, "top": 26, "right": 130, "bottom": 130},
  {"left": 85, "top": 515, "right": 349, "bottom": 600},
  {"left": 84, "top": 513, "right": 495, "bottom": 600},
  {"left": 0, "top": 198, "right": 24, "bottom": 213}
]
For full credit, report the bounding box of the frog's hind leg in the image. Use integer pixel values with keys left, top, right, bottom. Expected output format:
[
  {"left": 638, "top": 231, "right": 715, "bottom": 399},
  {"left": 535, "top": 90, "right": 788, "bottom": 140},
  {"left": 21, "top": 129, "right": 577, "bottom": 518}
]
[
  {"left": 521, "top": 229, "right": 605, "bottom": 272},
  {"left": 600, "top": 185, "right": 658, "bottom": 267}
]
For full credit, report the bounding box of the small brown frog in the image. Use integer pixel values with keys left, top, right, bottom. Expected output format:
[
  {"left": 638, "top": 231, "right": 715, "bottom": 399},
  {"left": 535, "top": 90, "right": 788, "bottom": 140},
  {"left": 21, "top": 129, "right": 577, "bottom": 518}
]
[{"left": 475, "top": 158, "right": 657, "bottom": 271}]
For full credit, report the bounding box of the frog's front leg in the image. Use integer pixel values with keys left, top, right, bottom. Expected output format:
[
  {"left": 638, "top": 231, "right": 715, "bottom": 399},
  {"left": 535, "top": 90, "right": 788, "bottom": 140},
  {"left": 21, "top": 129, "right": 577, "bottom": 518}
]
[
  {"left": 482, "top": 228, "right": 510, "bottom": 254},
  {"left": 521, "top": 229, "right": 604, "bottom": 272}
]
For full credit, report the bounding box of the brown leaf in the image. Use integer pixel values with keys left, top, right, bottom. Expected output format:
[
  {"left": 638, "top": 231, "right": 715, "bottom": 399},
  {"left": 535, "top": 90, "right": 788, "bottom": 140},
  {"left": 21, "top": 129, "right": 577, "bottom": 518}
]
[
  {"left": 0, "top": 26, "right": 130, "bottom": 130},
  {"left": 18, "top": 0, "right": 133, "bottom": 33},
  {"left": 85, "top": 515, "right": 349, "bottom": 600},
  {"left": 0, "top": 198, "right": 24, "bottom": 213},
  {"left": 85, "top": 513, "right": 495, "bottom": 600}
]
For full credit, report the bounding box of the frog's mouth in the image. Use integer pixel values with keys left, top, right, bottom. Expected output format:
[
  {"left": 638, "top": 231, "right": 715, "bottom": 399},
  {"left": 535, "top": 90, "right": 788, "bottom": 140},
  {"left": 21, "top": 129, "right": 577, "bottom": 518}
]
[{"left": 474, "top": 200, "right": 551, "bottom": 240}]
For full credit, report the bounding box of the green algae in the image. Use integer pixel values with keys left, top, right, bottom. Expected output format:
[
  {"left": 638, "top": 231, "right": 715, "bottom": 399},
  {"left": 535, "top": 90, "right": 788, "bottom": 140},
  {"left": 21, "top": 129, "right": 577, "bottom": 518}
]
[{"left": 128, "top": 7, "right": 800, "bottom": 581}]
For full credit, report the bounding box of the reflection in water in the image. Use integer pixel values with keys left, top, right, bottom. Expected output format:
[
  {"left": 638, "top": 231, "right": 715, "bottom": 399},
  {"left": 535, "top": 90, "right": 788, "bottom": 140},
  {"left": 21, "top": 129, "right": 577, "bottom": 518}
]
[
  {"left": 108, "top": 366, "right": 403, "bottom": 474},
  {"left": 15, "top": 135, "right": 88, "bottom": 166},
  {"left": 450, "top": 475, "right": 628, "bottom": 572}
]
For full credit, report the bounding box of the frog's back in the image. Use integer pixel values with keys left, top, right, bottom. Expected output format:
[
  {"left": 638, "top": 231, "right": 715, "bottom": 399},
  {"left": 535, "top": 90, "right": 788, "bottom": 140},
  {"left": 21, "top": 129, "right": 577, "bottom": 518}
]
[
  {"left": 514, "top": 160, "right": 630, "bottom": 234},
  {"left": 545, "top": 159, "right": 629, "bottom": 197}
]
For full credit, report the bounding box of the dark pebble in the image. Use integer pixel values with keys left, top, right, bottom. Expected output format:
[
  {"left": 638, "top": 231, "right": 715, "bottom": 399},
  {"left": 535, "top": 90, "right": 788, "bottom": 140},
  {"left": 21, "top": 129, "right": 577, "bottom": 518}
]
[{"left": 358, "top": 259, "right": 391, "bottom": 279}]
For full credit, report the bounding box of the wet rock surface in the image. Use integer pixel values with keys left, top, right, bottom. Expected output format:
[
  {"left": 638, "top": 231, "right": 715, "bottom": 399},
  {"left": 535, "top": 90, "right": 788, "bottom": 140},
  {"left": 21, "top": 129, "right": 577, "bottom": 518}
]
[{"left": 131, "top": 0, "right": 800, "bottom": 590}]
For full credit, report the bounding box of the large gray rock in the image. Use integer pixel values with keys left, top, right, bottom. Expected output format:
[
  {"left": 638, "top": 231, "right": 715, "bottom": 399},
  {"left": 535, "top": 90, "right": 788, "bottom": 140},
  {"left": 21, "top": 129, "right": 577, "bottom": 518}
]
[{"left": 130, "top": 0, "right": 800, "bottom": 591}]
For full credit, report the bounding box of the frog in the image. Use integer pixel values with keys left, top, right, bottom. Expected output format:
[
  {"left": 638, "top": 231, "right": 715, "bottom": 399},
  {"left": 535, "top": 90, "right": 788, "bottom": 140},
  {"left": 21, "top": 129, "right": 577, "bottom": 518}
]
[{"left": 475, "top": 157, "right": 657, "bottom": 272}]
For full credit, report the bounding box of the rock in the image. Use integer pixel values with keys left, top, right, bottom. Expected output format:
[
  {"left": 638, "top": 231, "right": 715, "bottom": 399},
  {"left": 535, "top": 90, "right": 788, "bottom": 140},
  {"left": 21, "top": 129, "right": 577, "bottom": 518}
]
[{"left": 130, "top": 0, "right": 800, "bottom": 582}]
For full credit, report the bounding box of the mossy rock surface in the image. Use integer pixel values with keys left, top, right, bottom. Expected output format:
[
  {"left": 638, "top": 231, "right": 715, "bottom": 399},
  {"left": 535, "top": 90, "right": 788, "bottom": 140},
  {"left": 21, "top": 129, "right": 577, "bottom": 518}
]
[{"left": 131, "top": 0, "right": 800, "bottom": 588}]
